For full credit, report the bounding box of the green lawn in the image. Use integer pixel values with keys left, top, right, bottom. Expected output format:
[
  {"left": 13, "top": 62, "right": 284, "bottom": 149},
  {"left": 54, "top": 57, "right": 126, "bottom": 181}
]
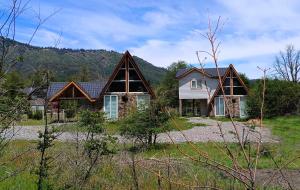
[
  {"left": 55, "top": 117, "right": 206, "bottom": 135},
  {"left": 168, "top": 117, "right": 207, "bottom": 131},
  {"left": 18, "top": 119, "right": 44, "bottom": 126},
  {"left": 1, "top": 114, "right": 299, "bottom": 189}
]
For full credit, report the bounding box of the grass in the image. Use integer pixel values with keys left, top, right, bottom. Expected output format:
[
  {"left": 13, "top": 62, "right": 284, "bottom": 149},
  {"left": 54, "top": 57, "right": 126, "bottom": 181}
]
[
  {"left": 263, "top": 115, "right": 300, "bottom": 167},
  {"left": 25, "top": 117, "right": 207, "bottom": 135},
  {"left": 18, "top": 119, "right": 44, "bottom": 126},
  {"left": 168, "top": 117, "right": 207, "bottom": 131},
  {"left": 0, "top": 140, "right": 248, "bottom": 189},
  {"left": 211, "top": 116, "right": 247, "bottom": 122}
]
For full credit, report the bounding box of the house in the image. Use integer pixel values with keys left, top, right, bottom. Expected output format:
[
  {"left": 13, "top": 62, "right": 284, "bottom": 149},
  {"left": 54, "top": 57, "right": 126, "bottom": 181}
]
[
  {"left": 176, "top": 64, "right": 248, "bottom": 118},
  {"left": 46, "top": 51, "right": 155, "bottom": 120},
  {"left": 22, "top": 87, "right": 47, "bottom": 113}
]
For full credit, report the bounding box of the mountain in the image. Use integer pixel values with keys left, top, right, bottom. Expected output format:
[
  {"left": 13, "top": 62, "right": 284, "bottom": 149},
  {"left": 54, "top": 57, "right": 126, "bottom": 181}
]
[{"left": 3, "top": 39, "right": 167, "bottom": 85}]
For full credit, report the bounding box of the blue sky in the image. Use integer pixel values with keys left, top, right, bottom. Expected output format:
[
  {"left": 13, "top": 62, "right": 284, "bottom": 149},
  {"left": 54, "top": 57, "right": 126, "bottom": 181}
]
[{"left": 1, "top": 0, "right": 300, "bottom": 79}]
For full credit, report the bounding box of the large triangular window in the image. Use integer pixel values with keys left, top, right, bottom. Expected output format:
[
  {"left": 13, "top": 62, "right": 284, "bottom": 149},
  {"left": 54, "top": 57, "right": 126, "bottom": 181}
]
[
  {"left": 106, "top": 55, "right": 149, "bottom": 93},
  {"left": 217, "top": 68, "right": 247, "bottom": 96}
]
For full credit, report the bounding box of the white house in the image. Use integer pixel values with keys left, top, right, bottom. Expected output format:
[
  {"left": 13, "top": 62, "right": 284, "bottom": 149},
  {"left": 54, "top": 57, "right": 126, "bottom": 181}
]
[{"left": 176, "top": 64, "right": 248, "bottom": 118}]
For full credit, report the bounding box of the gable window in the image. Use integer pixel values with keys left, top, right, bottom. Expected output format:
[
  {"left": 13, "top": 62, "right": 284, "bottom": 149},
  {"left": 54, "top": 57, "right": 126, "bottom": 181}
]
[
  {"left": 215, "top": 97, "right": 225, "bottom": 116},
  {"left": 191, "top": 79, "right": 197, "bottom": 89},
  {"left": 136, "top": 95, "right": 150, "bottom": 109},
  {"left": 104, "top": 95, "right": 118, "bottom": 119},
  {"left": 191, "top": 79, "right": 202, "bottom": 89}
]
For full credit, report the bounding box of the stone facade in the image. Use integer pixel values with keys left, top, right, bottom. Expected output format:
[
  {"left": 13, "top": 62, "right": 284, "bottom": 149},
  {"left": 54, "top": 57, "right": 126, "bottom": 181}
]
[
  {"left": 117, "top": 93, "right": 138, "bottom": 118},
  {"left": 225, "top": 96, "right": 240, "bottom": 118}
]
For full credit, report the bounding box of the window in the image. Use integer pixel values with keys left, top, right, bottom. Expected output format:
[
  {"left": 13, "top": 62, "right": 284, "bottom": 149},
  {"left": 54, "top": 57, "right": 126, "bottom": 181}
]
[
  {"left": 191, "top": 79, "right": 202, "bottom": 89},
  {"left": 240, "top": 96, "right": 247, "bottom": 118},
  {"left": 215, "top": 97, "right": 225, "bottom": 116},
  {"left": 197, "top": 80, "right": 202, "bottom": 89},
  {"left": 191, "top": 79, "right": 197, "bottom": 88},
  {"left": 136, "top": 95, "right": 150, "bottom": 109},
  {"left": 104, "top": 95, "right": 118, "bottom": 119}
]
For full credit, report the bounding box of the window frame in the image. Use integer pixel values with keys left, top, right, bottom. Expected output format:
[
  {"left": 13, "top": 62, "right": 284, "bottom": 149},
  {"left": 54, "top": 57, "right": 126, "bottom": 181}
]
[
  {"left": 104, "top": 95, "right": 118, "bottom": 119},
  {"left": 191, "top": 79, "right": 197, "bottom": 89},
  {"left": 136, "top": 94, "right": 150, "bottom": 109},
  {"left": 215, "top": 96, "right": 225, "bottom": 116}
]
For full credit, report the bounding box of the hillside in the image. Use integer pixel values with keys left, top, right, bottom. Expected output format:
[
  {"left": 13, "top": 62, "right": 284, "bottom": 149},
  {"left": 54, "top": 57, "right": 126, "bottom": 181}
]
[{"left": 3, "top": 39, "right": 166, "bottom": 85}]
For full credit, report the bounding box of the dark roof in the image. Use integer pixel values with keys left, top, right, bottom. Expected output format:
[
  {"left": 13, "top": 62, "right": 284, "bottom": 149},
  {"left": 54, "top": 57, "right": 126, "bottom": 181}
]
[
  {"left": 29, "top": 98, "right": 45, "bottom": 106},
  {"left": 47, "top": 81, "right": 107, "bottom": 100},
  {"left": 176, "top": 67, "right": 228, "bottom": 78}
]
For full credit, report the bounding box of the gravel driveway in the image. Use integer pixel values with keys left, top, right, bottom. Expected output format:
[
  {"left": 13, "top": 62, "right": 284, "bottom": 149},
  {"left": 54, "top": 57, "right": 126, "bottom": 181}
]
[{"left": 6, "top": 117, "right": 278, "bottom": 143}]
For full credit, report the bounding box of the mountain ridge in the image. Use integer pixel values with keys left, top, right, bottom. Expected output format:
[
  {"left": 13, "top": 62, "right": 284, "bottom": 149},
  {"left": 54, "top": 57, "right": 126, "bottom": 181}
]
[{"left": 3, "top": 38, "right": 167, "bottom": 85}]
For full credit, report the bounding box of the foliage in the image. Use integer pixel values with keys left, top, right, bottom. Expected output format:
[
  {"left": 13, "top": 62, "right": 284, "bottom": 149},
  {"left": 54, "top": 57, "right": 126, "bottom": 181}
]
[
  {"left": 156, "top": 61, "right": 189, "bottom": 108},
  {"left": 0, "top": 71, "right": 28, "bottom": 154},
  {"left": 36, "top": 126, "right": 58, "bottom": 189},
  {"left": 28, "top": 110, "right": 43, "bottom": 120},
  {"left": 3, "top": 38, "right": 166, "bottom": 85},
  {"left": 60, "top": 100, "right": 78, "bottom": 119},
  {"left": 74, "top": 110, "right": 116, "bottom": 186},
  {"left": 239, "top": 73, "right": 250, "bottom": 88},
  {"left": 246, "top": 79, "right": 300, "bottom": 118},
  {"left": 120, "top": 101, "right": 170, "bottom": 146}
]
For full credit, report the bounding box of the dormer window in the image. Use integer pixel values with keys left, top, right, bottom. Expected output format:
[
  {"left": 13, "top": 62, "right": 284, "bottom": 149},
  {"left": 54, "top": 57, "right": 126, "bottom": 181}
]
[{"left": 191, "top": 79, "right": 202, "bottom": 89}]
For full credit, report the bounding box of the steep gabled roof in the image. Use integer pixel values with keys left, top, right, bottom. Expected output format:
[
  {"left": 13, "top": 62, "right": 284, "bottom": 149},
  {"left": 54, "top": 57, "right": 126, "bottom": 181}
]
[
  {"left": 47, "top": 81, "right": 107, "bottom": 102},
  {"left": 176, "top": 67, "right": 228, "bottom": 79},
  {"left": 100, "top": 50, "right": 155, "bottom": 98},
  {"left": 208, "top": 64, "right": 249, "bottom": 106}
]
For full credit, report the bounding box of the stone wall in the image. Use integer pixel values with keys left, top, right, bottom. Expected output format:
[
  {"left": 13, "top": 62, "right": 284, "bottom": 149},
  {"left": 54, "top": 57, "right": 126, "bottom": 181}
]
[
  {"left": 225, "top": 96, "right": 240, "bottom": 118},
  {"left": 117, "top": 93, "right": 138, "bottom": 118}
]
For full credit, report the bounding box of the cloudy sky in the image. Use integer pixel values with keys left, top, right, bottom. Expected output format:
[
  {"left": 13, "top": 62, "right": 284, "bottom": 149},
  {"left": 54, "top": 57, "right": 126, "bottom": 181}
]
[{"left": 1, "top": 0, "right": 300, "bottom": 78}]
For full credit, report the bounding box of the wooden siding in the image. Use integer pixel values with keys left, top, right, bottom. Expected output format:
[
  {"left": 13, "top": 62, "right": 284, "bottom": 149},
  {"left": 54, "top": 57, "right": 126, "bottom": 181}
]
[{"left": 179, "top": 71, "right": 218, "bottom": 100}]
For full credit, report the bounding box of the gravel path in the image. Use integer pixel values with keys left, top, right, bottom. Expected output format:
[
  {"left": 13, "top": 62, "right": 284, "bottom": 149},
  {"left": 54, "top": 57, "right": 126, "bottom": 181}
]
[{"left": 6, "top": 117, "right": 278, "bottom": 143}]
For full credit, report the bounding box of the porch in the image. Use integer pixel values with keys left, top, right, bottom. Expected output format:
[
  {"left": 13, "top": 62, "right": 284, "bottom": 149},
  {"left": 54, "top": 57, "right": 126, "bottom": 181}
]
[{"left": 179, "top": 99, "right": 208, "bottom": 116}]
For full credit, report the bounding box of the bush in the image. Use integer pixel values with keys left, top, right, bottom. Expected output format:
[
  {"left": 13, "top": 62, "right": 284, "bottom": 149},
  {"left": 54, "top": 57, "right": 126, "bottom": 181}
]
[
  {"left": 33, "top": 110, "right": 43, "bottom": 120},
  {"left": 61, "top": 100, "right": 78, "bottom": 119},
  {"left": 120, "top": 101, "right": 170, "bottom": 147},
  {"left": 28, "top": 110, "right": 43, "bottom": 120},
  {"left": 247, "top": 79, "right": 300, "bottom": 118}
]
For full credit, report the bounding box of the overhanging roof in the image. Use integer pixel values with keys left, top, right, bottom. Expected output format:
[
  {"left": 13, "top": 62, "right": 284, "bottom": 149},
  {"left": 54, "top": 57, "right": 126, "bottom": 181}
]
[
  {"left": 176, "top": 67, "right": 228, "bottom": 79},
  {"left": 47, "top": 81, "right": 107, "bottom": 102}
]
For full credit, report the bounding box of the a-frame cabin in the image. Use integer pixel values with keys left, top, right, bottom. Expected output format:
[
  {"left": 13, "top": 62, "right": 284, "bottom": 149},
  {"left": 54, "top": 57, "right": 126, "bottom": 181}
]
[
  {"left": 47, "top": 51, "right": 155, "bottom": 120},
  {"left": 100, "top": 51, "right": 155, "bottom": 119}
]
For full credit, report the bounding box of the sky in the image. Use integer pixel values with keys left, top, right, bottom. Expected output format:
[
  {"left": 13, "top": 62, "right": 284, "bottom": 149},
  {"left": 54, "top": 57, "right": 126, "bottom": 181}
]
[{"left": 1, "top": 0, "right": 300, "bottom": 79}]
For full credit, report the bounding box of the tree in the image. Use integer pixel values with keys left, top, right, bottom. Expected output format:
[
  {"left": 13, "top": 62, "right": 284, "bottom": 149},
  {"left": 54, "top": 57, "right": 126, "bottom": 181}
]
[
  {"left": 156, "top": 61, "right": 189, "bottom": 108},
  {"left": 246, "top": 79, "right": 300, "bottom": 118},
  {"left": 239, "top": 73, "right": 250, "bottom": 88},
  {"left": 65, "top": 110, "right": 116, "bottom": 188},
  {"left": 120, "top": 101, "right": 170, "bottom": 147},
  {"left": 274, "top": 44, "right": 300, "bottom": 83}
]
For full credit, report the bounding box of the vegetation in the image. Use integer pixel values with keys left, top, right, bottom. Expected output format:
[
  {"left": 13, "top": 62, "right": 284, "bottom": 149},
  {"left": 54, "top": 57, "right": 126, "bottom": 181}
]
[
  {"left": 120, "top": 102, "right": 170, "bottom": 146},
  {"left": 274, "top": 44, "right": 300, "bottom": 83},
  {"left": 3, "top": 38, "right": 166, "bottom": 85},
  {"left": 264, "top": 115, "right": 300, "bottom": 167},
  {"left": 156, "top": 61, "right": 189, "bottom": 107},
  {"left": 246, "top": 79, "right": 300, "bottom": 118}
]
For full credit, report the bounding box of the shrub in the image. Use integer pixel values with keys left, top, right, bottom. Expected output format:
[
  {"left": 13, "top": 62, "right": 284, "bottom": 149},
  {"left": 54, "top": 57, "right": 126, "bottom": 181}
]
[
  {"left": 120, "top": 101, "right": 170, "bottom": 147},
  {"left": 247, "top": 79, "right": 300, "bottom": 118},
  {"left": 61, "top": 100, "right": 78, "bottom": 119},
  {"left": 33, "top": 110, "right": 43, "bottom": 120}
]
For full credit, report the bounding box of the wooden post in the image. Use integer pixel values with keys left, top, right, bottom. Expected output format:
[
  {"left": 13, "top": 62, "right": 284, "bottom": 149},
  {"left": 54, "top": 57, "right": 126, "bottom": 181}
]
[
  {"left": 179, "top": 99, "right": 182, "bottom": 116},
  {"left": 192, "top": 99, "right": 195, "bottom": 116},
  {"left": 57, "top": 100, "right": 60, "bottom": 122},
  {"left": 125, "top": 59, "right": 129, "bottom": 93}
]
